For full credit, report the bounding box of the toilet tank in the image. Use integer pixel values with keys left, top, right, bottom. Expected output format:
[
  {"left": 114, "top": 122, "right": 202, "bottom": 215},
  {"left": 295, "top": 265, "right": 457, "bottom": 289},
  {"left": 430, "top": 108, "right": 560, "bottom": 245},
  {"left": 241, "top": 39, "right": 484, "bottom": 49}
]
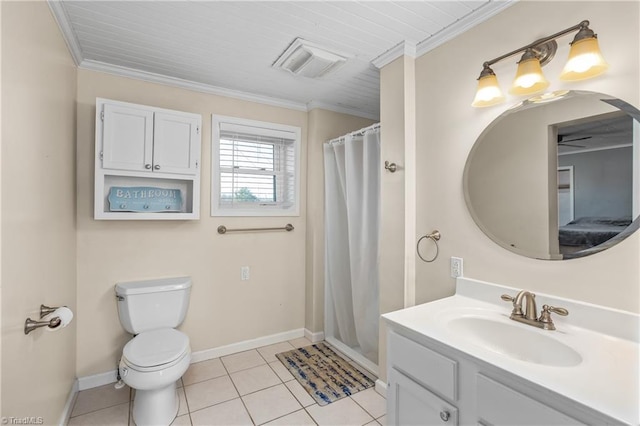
[{"left": 115, "top": 276, "right": 191, "bottom": 334}]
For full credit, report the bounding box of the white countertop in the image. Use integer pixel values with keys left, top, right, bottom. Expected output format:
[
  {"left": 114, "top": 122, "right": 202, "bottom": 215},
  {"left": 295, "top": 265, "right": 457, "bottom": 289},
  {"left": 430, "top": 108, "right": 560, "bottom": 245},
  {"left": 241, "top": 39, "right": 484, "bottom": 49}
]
[{"left": 382, "top": 278, "right": 640, "bottom": 425}]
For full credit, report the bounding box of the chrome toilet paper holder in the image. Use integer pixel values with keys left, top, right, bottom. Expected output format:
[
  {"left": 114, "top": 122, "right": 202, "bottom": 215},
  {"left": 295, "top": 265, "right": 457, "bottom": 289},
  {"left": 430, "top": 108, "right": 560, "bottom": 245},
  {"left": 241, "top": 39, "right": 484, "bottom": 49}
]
[{"left": 24, "top": 304, "right": 62, "bottom": 335}]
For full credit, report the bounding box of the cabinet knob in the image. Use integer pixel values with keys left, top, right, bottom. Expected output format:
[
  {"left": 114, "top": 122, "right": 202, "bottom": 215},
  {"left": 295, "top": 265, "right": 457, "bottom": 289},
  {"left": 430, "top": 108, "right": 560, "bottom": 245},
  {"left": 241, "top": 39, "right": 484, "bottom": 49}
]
[
  {"left": 439, "top": 411, "right": 450, "bottom": 422},
  {"left": 153, "top": 164, "right": 161, "bottom": 170},
  {"left": 144, "top": 164, "right": 152, "bottom": 169}
]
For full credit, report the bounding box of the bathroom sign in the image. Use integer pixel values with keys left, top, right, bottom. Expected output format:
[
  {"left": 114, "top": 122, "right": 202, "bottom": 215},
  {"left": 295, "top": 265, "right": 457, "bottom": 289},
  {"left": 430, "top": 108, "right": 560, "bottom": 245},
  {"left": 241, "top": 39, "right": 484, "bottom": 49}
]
[{"left": 108, "top": 186, "right": 183, "bottom": 212}]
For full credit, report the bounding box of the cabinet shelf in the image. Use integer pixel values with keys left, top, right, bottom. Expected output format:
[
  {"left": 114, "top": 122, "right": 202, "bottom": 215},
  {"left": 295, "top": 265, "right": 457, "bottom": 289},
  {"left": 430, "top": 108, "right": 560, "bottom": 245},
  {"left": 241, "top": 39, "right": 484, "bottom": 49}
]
[{"left": 95, "top": 174, "right": 198, "bottom": 220}]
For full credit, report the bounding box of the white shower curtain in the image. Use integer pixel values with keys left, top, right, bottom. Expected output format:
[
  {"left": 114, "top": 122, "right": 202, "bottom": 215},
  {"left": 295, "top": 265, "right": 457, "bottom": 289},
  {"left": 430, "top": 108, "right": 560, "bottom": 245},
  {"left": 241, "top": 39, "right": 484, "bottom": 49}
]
[{"left": 324, "top": 128, "right": 380, "bottom": 363}]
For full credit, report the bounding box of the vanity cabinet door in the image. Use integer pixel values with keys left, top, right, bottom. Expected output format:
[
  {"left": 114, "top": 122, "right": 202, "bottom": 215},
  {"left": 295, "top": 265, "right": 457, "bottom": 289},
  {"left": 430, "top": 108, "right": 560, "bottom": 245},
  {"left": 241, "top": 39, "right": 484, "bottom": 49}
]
[
  {"left": 102, "top": 103, "right": 154, "bottom": 172},
  {"left": 476, "top": 374, "right": 584, "bottom": 425},
  {"left": 388, "top": 367, "right": 458, "bottom": 426}
]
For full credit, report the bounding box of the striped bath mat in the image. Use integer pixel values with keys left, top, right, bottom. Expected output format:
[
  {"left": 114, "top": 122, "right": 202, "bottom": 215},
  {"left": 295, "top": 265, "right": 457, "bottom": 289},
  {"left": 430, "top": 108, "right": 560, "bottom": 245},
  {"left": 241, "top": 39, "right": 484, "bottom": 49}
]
[{"left": 276, "top": 342, "right": 375, "bottom": 406}]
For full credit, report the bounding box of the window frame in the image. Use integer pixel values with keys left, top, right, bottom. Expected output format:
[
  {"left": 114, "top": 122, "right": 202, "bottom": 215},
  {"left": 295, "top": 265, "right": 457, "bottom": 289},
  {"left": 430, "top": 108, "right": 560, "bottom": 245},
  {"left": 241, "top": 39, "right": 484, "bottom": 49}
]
[{"left": 211, "top": 114, "right": 301, "bottom": 217}]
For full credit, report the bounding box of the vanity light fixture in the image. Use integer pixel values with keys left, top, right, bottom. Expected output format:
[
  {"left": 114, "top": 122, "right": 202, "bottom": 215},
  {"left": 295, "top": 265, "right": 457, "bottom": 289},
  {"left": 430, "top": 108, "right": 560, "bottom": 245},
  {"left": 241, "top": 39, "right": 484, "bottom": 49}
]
[{"left": 472, "top": 20, "right": 607, "bottom": 108}]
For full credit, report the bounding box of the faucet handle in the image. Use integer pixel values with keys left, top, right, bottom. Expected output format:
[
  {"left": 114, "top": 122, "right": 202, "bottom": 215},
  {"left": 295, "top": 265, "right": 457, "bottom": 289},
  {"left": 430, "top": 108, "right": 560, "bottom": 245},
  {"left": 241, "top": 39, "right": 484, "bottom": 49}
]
[
  {"left": 539, "top": 304, "right": 569, "bottom": 330},
  {"left": 543, "top": 305, "right": 568, "bottom": 316},
  {"left": 500, "top": 294, "right": 523, "bottom": 317},
  {"left": 500, "top": 294, "right": 515, "bottom": 302}
]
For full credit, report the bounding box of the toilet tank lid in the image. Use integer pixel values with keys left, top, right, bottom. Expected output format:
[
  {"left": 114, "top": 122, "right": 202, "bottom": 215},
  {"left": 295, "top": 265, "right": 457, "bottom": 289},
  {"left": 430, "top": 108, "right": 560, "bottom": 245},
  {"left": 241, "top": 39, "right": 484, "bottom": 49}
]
[{"left": 115, "top": 276, "right": 192, "bottom": 296}]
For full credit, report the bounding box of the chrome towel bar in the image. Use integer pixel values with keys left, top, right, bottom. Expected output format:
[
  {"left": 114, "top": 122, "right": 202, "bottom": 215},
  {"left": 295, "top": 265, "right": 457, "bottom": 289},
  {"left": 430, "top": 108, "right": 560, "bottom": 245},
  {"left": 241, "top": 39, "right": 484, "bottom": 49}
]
[{"left": 217, "top": 224, "right": 294, "bottom": 234}]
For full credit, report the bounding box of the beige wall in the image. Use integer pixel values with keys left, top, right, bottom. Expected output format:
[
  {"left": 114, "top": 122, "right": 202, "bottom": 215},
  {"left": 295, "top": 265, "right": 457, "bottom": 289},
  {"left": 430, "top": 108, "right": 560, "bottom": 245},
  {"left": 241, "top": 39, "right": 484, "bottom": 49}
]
[
  {"left": 377, "top": 55, "right": 417, "bottom": 382},
  {"left": 76, "top": 69, "right": 311, "bottom": 376},
  {"left": 414, "top": 1, "right": 640, "bottom": 312},
  {"left": 1, "top": 1, "right": 77, "bottom": 423},
  {"left": 0, "top": 0, "right": 4, "bottom": 416},
  {"left": 305, "top": 109, "right": 374, "bottom": 334}
]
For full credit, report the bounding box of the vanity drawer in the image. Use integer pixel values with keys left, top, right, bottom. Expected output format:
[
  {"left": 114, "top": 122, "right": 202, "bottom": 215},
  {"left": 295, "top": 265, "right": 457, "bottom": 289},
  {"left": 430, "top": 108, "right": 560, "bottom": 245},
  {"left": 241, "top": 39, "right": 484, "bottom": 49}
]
[
  {"left": 388, "top": 331, "right": 457, "bottom": 401},
  {"left": 476, "top": 374, "right": 584, "bottom": 425}
]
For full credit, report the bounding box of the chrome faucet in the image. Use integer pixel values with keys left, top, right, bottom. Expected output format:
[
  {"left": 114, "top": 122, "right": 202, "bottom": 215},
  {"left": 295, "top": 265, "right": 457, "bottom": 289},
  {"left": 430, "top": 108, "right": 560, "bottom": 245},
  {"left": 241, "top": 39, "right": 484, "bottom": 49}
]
[{"left": 501, "top": 290, "right": 568, "bottom": 330}]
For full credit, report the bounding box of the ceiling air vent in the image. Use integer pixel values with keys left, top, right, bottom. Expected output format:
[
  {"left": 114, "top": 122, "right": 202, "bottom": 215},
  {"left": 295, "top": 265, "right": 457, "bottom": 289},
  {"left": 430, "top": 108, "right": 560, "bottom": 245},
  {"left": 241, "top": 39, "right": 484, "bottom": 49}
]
[{"left": 273, "top": 38, "right": 349, "bottom": 79}]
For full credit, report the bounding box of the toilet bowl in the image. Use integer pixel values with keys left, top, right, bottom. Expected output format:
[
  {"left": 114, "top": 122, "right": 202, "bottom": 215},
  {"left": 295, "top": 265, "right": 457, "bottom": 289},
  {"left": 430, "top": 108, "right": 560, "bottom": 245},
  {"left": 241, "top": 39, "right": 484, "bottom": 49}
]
[
  {"left": 120, "top": 328, "right": 191, "bottom": 425},
  {"left": 115, "top": 277, "right": 192, "bottom": 426}
]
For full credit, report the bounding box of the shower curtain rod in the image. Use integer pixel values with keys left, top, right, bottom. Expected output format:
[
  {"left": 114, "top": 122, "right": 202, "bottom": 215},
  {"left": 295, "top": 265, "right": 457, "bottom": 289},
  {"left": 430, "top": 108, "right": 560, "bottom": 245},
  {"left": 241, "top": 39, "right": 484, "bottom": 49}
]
[{"left": 327, "top": 122, "right": 380, "bottom": 145}]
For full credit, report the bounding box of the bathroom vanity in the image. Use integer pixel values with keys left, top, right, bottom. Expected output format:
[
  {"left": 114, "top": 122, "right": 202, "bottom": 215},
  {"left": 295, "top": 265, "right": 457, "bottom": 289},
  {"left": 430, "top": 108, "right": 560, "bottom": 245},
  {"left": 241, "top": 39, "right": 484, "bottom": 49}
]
[{"left": 383, "top": 278, "right": 639, "bottom": 425}]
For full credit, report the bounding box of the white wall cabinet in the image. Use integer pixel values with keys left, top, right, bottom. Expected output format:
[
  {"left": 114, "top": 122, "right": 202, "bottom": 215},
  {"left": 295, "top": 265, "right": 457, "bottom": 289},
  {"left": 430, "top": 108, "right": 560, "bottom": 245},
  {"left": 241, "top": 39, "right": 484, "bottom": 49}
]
[
  {"left": 95, "top": 98, "right": 202, "bottom": 220},
  {"left": 102, "top": 104, "right": 200, "bottom": 175},
  {"left": 386, "top": 330, "right": 619, "bottom": 425}
]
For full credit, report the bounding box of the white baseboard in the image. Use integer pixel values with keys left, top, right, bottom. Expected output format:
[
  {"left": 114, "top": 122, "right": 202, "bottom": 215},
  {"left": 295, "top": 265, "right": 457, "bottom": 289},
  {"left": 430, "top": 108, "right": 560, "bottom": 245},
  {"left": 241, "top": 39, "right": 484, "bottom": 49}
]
[
  {"left": 375, "top": 379, "right": 387, "bottom": 398},
  {"left": 304, "top": 328, "right": 325, "bottom": 343},
  {"left": 78, "top": 369, "right": 118, "bottom": 391},
  {"left": 190, "top": 328, "right": 305, "bottom": 363},
  {"left": 58, "top": 379, "right": 79, "bottom": 425},
  {"left": 77, "top": 328, "right": 307, "bottom": 390}
]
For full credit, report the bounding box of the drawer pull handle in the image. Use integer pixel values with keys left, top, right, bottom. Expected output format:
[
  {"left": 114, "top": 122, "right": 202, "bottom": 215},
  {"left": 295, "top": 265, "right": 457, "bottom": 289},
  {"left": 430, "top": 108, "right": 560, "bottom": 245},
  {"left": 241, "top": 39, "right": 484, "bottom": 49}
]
[{"left": 440, "top": 411, "right": 450, "bottom": 422}]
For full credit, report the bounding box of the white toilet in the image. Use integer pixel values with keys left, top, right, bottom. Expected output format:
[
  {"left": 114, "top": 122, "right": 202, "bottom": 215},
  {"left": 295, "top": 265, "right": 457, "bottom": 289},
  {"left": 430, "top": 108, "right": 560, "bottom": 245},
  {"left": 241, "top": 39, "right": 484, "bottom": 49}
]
[{"left": 115, "top": 277, "right": 192, "bottom": 426}]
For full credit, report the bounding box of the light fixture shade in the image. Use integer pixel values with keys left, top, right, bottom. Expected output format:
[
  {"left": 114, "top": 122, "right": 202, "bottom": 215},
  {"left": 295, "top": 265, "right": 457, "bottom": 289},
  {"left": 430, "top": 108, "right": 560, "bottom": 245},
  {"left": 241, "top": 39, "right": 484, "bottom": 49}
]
[
  {"left": 471, "top": 74, "right": 505, "bottom": 108},
  {"left": 509, "top": 57, "right": 550, "bottom": 96},
  {"left": 559, "top": 37, "right": 608, "bottom": 81}
]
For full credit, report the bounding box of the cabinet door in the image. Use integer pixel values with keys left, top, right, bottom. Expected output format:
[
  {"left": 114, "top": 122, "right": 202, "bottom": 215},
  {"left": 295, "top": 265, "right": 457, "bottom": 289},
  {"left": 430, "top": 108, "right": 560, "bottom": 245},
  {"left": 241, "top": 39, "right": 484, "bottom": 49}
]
[
  {"left": 102, "top": 103, "right": 154, "bottom": 172},
  {"left": 388, "top": 367, "right": 458, "bottom": 426},
  {"left": 152, "top": 112, "right": 200, "bottom": 175}
]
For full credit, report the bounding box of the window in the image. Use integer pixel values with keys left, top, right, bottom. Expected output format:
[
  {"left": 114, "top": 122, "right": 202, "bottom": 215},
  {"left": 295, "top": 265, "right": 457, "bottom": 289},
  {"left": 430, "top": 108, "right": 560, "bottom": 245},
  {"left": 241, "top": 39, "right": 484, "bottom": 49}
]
[{"left": 212, "top": 115, "right": 300, "bottom": 216}]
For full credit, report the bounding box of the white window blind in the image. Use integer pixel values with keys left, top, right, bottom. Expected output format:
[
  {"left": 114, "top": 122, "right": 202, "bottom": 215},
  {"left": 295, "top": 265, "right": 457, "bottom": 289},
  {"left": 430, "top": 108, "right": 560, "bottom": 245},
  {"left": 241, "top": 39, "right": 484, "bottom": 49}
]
[{"left": 212, "top": 116, "right": 300, "bottom": 216}]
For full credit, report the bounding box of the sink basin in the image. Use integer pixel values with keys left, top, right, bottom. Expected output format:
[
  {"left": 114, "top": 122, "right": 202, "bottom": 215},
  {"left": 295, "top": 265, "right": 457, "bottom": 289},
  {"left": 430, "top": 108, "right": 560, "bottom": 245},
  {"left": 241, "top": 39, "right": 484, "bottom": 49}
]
[{"left": 447, "top": 317, "right": 582, "bottom": 367}]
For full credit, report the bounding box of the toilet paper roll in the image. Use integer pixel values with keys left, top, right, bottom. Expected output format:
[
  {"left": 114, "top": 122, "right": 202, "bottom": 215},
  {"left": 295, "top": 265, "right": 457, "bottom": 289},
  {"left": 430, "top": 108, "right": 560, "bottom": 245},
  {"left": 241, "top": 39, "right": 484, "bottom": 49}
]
[{"left": 42, "top": 307, "right": 74, "bottom": 331}]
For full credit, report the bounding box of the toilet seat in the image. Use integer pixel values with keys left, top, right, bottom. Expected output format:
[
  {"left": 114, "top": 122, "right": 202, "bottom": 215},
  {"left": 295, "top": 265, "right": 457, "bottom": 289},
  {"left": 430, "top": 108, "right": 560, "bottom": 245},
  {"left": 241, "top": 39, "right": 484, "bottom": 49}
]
[{"left": 123, "top": 328, "right": 190, "bottom": 372}]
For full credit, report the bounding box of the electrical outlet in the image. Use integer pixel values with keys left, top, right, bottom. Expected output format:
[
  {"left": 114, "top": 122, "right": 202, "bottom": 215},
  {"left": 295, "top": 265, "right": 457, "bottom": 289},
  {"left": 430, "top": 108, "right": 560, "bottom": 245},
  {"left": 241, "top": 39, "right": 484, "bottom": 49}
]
[
  {"left": 241, "top": 266, "right": 250, "bottom": 281},
  {"left": 450, "top": 257, "right": 463, "bottom": 278}
]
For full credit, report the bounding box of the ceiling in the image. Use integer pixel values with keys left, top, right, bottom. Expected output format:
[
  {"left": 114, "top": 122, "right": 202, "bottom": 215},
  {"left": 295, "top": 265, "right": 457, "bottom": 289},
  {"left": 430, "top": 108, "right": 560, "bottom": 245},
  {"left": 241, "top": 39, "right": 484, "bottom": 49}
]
[
  {"left": 558, "top": 113, "right": 633, "bottom": 155},
  {"left": 51, "top": 1, "right": 512, "bottom": 120}
]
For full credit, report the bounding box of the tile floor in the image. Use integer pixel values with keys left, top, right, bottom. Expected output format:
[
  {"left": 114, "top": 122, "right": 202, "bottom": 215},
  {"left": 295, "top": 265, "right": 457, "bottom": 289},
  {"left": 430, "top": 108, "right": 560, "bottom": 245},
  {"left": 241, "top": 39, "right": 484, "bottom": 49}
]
[{"left": 68, "top": 338, "right": 387, "bottom": 426}]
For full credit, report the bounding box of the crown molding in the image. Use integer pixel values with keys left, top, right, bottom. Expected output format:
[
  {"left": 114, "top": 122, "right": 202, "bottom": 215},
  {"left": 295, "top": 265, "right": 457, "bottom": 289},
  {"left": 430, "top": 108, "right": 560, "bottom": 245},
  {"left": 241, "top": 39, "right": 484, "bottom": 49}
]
[
  {"left": 416, "top": 0, "right": 517, "bottom": 58},
  {"left": 47, "top": 0, "right": 83, "bottom": 65},
  {"left": 80, "top": 60, "right": 381, "bottom": 119},
  {"left": 79, "top": 60, "right": 309, "bottom": 112},
  {"left": 371, "top": 40, "right": 418, "bottom": 69},
  {"left": 306, "top": 101, "right": 380, "bottom": 121}
]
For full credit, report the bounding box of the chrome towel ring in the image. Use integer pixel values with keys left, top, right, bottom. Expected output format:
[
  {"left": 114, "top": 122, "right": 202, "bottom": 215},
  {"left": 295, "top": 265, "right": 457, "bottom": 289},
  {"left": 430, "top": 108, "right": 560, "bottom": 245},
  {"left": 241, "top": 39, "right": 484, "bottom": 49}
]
[{"left": 417, "top": 230, "right": 441, "bottom": 263}]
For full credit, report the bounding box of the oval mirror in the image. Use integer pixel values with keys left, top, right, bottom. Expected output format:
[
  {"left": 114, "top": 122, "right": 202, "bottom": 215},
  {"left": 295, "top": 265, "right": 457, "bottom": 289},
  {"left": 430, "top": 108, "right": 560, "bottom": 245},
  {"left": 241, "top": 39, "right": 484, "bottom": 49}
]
[{"left": 464, "top": 90, "right": 639, "bottom": 260}]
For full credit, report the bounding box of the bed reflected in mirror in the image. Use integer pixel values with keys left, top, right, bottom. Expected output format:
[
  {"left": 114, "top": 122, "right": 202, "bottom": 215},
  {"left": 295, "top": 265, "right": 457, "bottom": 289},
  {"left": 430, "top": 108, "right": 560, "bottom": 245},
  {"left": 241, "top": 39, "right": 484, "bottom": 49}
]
[{"left": 556, "top": 112, "right": 633, "bottom": 257}]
